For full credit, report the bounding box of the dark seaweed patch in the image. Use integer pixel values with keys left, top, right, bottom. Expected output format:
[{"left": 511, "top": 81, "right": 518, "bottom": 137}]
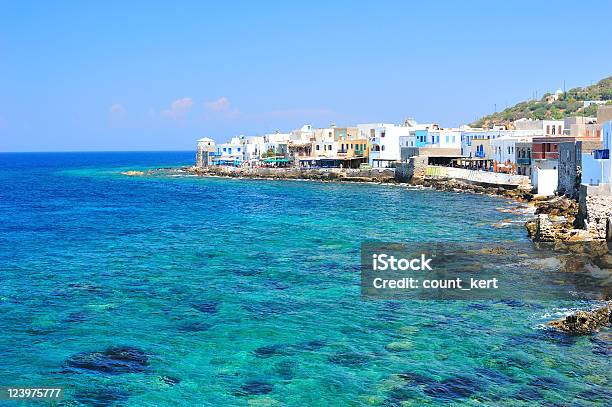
[
  {"left": 297, "top": 339, "right": 327, "bottom": 351},
  {"left": 423, "top": 376, "right": 485, "bottom": 402},
  {"left": 474, "top": 367, "right": 514, "bottom": 385},
  {"left": 192, "top": 301, "right": 219, "bottom": 314},
  {"left": 65, "top": 346, "right": 149, "bottom": 375},
  {"left": 236, "top": 380, "right": 274, "bottom": 396}
]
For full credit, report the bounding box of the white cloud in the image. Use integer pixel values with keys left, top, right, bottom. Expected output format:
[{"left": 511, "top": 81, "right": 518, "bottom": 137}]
[
  {"left": 109, "top": 103, "right": 127, "bottom": 119},
  {"left": 161, "top": 97, "right": 193, "bottom": 119},
  {"left": 205, "top": 97, "right": 231, "bottom": 112},
  {"left": 204, "top": 97, "right": 240, "bottom": 118}
]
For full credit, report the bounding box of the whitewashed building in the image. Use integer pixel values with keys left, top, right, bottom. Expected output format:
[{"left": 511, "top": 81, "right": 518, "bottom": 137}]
[
  {"left": 490, "top": 136, "right": 534, "bottom": 165},
  {"left": 513, "top": 118, "right": 565, "bottom": 136}
]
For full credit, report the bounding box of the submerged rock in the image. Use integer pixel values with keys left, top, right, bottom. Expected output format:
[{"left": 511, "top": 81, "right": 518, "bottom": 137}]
[
  {"left": 237, "top": 380, "right": 274, "bottom": 396},
  {"left": 66, "top": 346, "right": 149, "bottom": 374},
  {"left": 423, "top": 376, "right": 484, "bottom": 401},
  {"left": 547, "top": 303, "right": 611, "bottom": 334},
  {"left": 192, "top": 301, "right": 219, "bottom": 314}
]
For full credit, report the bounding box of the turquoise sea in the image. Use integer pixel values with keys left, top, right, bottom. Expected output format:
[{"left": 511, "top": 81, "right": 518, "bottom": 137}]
[{"left": 0, "top": 152, "right": 609, "bottom": 406}]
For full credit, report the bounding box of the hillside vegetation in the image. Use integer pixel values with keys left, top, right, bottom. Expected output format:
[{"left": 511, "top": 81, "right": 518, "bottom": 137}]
[{"left": 472, "top": 76, "right": 612, "bottom": 128}]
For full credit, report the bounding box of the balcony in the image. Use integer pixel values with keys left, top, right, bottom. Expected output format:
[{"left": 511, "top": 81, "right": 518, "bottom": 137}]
[
  {"left": 593, "top": 149, "right": 610, "bottom": 159},
  {"left": 516, "top": 157, "right": 531, "bottom": 165},
  {"left": 474, "top": 151, "right": 486, "bottom": 158}
]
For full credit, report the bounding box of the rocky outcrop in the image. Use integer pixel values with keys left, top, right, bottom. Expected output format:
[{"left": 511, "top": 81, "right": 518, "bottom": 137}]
[
  {"left": 578, "top": 184, "right": 612, "bottom": 240},
  {"left": 547, "top": 303, "right": 611, "bottom": 334},
  {"left": 185, "top": 166, "right": 396, "bottom": 183},
  {"left": 525, "top": 196, "right": 588, "bottom": 242}
]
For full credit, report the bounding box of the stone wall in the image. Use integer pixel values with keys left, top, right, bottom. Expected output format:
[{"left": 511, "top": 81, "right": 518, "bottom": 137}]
[
  {"left": 395, "top": 156, "right": 427, "bottom": 182},
  {"left": 191, "top": 166, "right": 396, "bottom": 182},
  {"left": 557, "top": 141, "right": 581, "bottom": 199},
  {"left": 425, "top": 166, "right": 531, "bottom": 188},
  {"left": 578, "top": 184, "right": 612, "bottom": 240}
]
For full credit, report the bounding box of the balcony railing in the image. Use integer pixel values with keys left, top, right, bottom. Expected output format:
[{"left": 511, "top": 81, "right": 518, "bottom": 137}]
[
  {"left": 474, "top": 151, "right": 486, "bottom": 158},
  {"left": 593, "top": 149, "right": 610, "bottom": 159},
  {"left": 516, "top": 157, "right": 531, "bottom": 165}
]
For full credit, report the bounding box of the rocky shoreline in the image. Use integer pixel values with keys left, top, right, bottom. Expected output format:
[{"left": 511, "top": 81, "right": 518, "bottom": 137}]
[{"left": 547, "top": 303, "right": 611, "bottom": 334}]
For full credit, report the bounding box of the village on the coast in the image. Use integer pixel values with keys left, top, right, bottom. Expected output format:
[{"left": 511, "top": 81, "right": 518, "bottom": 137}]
[
  {"left": 189, "top": 97, "right": 612, "bottom": 243},
  {"left": 196, "top": 100, "right": 611, "bottom": 194}
]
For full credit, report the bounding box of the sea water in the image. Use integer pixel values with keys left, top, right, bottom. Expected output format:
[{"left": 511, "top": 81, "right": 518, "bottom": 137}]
[{"left": 0, "top": 152, "right": 609, "bottom": 406}]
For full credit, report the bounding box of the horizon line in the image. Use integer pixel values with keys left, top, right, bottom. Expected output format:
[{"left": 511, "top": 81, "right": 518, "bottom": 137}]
[{"left": 0, "top": 149, "right": 196, "bottom": 154}]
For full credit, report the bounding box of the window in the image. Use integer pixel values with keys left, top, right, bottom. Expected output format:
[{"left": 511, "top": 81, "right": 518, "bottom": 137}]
[
  {"left": 381, "top": 145, "right": 385, "bottom": 151},
  {"left": 546, "top": 125, "right": 550, "bottom": 134},
  {"left": 551, "top": 126, "right": 556, "bottom": 135},
  {"left": 445, "top": 135, "right": 449, "bottom": 143},
  {"left": 223, "top": 148, "right": 227, "bottom": 152},
  {"left": 316, "top": 145, "right": 320, "bottom": 151},
  {"left": 558, "top": 125, "right": 562, "bottom": 134}
]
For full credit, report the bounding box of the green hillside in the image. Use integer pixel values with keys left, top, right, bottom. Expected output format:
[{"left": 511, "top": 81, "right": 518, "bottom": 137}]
[{"left": 472, "top": 76, "right": 612, "bottom": 128}]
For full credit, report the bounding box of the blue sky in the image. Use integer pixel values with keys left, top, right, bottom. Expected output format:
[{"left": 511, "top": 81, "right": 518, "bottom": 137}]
[{"left": 1, "top": 1, "right": 611, "bottom": 152}]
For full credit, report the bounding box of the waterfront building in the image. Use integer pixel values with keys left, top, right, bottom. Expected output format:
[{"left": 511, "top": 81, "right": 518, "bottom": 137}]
[
  {"left": 515, "top": 141, "right": 533, "bottom": 177},
  {"left": 581, "top": 121, "right": 611, "bottom": 186},
  {"left": 312, "top": 127, "right": 337, "bottom": 159},
  {"left": 212, "top": 136, "right": 246, "bottom": 166},
  {"left": 490, "top": 135, "right": 534, "bottom": 173},
  {"left": 361, "top": 120, "right": 429, "bottom": 168},
  {"left": 336, "top": 135, "right": 369, "bottom": 167},
  {"left": 244, "top": 136, "right": 266, "bottom": 165},
  {"left": 195, "top": 137, "right": 215, "bottom": 167},
  {"left": 531, "top": 136, "right": 575, "bottom": 195},
  {"left": 461, "top": 127, "right": 541, "bottom": 157}
]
